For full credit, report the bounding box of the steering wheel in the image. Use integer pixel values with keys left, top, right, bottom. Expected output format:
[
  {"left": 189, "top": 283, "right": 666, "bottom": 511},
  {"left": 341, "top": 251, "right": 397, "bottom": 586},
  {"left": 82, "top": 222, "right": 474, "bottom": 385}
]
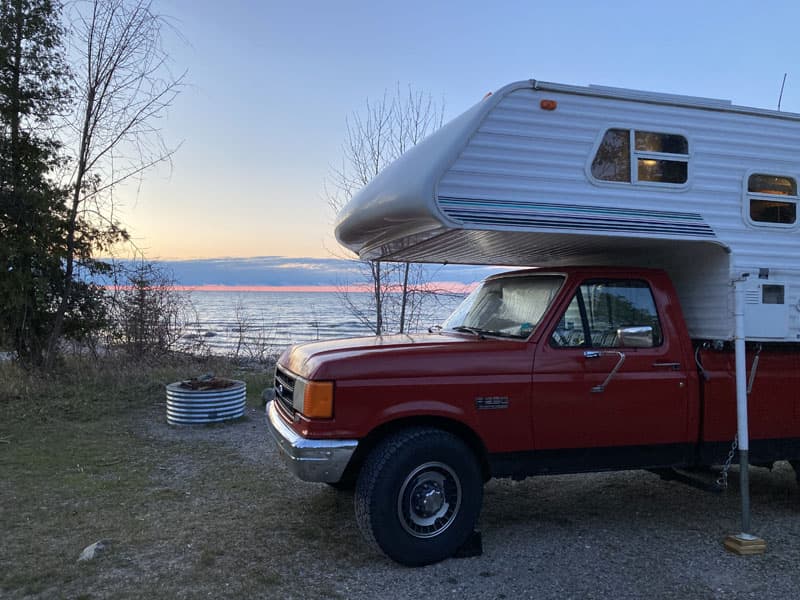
[{"left": 551, "top": 328, "right": 568, "bottom": 346}]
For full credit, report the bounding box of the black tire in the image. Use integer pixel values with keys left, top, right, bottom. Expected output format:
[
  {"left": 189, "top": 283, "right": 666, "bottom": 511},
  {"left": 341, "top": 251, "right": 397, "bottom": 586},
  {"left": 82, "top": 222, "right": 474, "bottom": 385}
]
[{"left": 354, "top": 427, "right": 483, "bottom": 566}]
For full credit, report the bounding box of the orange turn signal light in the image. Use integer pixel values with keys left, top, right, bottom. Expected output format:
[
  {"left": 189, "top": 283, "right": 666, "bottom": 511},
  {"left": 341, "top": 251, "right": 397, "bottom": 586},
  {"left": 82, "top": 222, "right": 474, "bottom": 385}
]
[
  {"left": 302, "top": 381, "right": 334, "bottom": 419},
  {"left": 540, "top": 99, "right": 558, "bottom": 111}
]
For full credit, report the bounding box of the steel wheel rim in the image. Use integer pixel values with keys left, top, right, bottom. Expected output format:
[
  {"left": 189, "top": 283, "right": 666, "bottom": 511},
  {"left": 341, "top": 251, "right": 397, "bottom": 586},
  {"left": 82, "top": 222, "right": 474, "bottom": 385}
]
[{"left": 397, "top": 461, "right": 462, "bottom": 539}]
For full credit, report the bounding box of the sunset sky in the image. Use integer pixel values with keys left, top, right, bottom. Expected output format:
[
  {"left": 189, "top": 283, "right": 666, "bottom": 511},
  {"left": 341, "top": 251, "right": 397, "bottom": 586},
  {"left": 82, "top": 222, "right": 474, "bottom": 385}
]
[{"left": 115, "top": 0, "right": 800, "bottom": 285}]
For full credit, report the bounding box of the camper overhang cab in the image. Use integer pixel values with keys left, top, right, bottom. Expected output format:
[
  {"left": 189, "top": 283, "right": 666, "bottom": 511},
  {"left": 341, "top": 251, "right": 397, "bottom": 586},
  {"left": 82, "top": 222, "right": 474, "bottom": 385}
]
[{"left": 335, "top": 79, "right": 800, "bottom": 344}]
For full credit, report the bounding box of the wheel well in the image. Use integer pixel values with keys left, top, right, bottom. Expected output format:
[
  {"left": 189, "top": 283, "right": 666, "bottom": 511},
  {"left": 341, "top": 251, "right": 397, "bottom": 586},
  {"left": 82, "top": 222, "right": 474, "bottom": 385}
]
[{"left": 343, "top": 416, "right": 491, "bottom": 484}]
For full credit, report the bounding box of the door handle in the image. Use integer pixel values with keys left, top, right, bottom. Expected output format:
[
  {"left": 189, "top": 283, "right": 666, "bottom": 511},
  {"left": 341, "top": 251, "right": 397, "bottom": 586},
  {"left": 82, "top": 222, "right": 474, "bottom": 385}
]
[
  {"left": 583, "top": 350, "right": 626, "bottom": 393},
  {"left": 653, "top": 362, "right": 681, "bottom": 370}
]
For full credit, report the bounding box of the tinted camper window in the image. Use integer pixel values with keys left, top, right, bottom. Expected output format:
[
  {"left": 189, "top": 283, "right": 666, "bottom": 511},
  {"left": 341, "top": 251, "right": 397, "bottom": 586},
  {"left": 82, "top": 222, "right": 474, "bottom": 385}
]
[
  {"left": 591, "top": 129, "right": 689, "bottom": 186},
  {"left": 591, "top": 129, "right": 630, "bottom": 182},
  {"left": 747, "top": 173, "right": 797, "bottom": 226}
]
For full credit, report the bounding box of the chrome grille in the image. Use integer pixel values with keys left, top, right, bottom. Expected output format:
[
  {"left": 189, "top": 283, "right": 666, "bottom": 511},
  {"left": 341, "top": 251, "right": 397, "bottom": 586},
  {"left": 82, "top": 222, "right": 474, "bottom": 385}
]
[{"left": 274, "top": 365, "right": 296, "bottom": 416}]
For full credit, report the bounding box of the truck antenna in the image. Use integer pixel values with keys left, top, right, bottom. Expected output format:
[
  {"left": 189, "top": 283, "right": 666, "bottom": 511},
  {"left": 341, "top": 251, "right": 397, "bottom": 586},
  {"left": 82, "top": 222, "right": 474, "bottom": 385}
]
[{"left": 778, "top": 73, "right": 787, "bottom": 111}]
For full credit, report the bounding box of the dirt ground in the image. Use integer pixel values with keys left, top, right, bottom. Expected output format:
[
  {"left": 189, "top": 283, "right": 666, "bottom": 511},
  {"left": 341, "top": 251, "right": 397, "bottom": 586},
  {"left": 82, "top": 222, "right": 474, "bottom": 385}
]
[{"left": 4, "top": 401, "right": 800, "bottom": 599}]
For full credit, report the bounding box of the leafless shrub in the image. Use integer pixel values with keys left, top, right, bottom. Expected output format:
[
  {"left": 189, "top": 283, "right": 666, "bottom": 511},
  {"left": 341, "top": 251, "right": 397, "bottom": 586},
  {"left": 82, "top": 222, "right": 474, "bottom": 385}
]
[
  {"left": 105, "top": 261, "right": 194, "bottom": 359},
  {"left": 229, "top": 297, "right": 279, "bottom": 366}
]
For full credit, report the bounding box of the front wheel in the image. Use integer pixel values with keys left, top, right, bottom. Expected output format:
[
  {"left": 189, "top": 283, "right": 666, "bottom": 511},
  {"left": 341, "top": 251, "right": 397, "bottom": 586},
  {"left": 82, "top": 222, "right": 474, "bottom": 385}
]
[{"left": 354, "top": 427, "right": 483, "bottom": 566}]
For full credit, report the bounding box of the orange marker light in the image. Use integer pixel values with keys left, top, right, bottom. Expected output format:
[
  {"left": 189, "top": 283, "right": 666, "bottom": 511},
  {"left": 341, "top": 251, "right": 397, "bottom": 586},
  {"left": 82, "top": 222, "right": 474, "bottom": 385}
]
[
  {"left": 303, "top": 381, "right": 334, "bottom": 419},
  {"left": 540, "top": 99, "right": 558, "bottom": 111}
]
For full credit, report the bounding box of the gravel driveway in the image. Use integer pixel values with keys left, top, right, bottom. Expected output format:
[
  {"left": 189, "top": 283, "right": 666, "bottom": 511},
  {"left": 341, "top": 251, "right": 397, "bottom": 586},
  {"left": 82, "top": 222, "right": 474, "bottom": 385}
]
[{"left": 157, "top": 406, "right": 800, "bottom": 600}]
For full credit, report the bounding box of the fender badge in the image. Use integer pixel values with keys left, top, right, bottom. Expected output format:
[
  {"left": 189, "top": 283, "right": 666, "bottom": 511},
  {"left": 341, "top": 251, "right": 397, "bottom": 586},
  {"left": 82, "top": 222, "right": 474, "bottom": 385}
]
[{"left": 475, "top": 396, "right": 509, "bottom": 410}]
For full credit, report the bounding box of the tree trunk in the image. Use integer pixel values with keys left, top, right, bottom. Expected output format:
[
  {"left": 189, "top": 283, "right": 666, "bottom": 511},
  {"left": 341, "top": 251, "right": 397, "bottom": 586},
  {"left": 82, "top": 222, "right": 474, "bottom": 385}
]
[
  {"left": 44, "top": 76, "right": 96, "bottom": 368},
  {"left": 373, "top": 261, "right": 383, "bottom": 335},
  {"left": 8, "top": 0, "right": 36, "bottom": 363},
  {"left": 399, "top": 262, "right": 410, "bottom": 334}
]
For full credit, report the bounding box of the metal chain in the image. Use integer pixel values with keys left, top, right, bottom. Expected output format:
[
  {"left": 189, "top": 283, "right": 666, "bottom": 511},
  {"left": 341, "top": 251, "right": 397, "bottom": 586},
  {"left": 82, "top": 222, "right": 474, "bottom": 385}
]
[
  {"left": 716, "top": 434, "right": 739, "bottom": 489},
  {"left": 715, "top": 345, "right": 759, "bottom": 490}
]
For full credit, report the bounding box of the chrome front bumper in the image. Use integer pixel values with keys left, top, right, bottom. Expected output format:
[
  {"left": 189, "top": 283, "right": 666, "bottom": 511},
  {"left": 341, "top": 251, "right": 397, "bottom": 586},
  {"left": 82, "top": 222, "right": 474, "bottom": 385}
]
[{"left": 265, "top": 400, "right": 358, "bottom": 483}]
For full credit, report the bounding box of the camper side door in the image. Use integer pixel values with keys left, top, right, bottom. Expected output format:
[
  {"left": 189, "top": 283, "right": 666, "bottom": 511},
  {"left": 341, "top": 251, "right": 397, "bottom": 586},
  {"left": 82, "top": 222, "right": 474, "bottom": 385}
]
[{"left": 531, "top": 276, "right": 692, "bottom": 468}]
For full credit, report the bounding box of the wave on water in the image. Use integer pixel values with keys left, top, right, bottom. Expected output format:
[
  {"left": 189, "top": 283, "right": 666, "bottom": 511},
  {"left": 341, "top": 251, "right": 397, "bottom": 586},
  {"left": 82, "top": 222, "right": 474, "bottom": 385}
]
[{"left": 178, "top": 290, "right": 464, "bottom": 357}]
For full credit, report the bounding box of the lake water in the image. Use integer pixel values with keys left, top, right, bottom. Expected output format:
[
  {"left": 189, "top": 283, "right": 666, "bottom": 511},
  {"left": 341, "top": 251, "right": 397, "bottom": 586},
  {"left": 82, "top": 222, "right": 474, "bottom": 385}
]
[{"left": 181, "top": 290, "right": 465, "bottom": 357}]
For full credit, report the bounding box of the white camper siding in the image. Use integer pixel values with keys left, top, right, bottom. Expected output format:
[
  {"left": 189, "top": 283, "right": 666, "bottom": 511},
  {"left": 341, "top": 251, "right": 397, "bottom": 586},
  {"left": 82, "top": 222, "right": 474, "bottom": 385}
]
[
  {"left": 688, "top": 109, "right": 800, "bottom": 342},
  {"left": 790, "top": 282, "right": 800, "bottom": 342},
  {"left": 437, "top": 89, "right": 720, "bottom": 241},
  {"left": 437, "top": 98, "right": 593, "bottom": 205},
  {"left": 336, "top": 80, "right": 800, "bottom": 342},
  {"left": 688, "top": 109, "right": 800, "bottom": 262},
  {"left": 650, "top": 246, "right": 734, "bottom": 341},
  {"left": 434, "top": 86, "right": 800, "bottom": 341}
]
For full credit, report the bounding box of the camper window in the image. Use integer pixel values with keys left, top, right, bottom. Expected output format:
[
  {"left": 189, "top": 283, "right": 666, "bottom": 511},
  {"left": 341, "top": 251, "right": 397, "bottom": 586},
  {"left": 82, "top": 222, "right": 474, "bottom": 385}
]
[
  {"left": 747, "top": 173, "right": 798, "bottom": 226},
  {"left": 591, "top": 129, "right": 630, "bottom": 182},
  {"left": 591, "top": 129, "right": 688, "bottom": 186}
]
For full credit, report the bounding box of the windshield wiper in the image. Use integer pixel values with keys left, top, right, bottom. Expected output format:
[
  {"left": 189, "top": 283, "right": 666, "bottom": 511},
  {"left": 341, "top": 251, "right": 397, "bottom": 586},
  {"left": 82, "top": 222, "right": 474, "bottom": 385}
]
[
  {"left": 449, "top": 326, "right": 488, "bottom": 338},
  {"left": 449, "top": 325, "right": 524, "bottom": 339}
]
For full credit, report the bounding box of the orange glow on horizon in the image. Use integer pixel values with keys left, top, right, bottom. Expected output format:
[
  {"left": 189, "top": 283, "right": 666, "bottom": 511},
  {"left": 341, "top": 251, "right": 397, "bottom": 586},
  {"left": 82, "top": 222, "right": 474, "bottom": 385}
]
[
  {"left": 175, "top": 284, "right": 361, "bottom": 293},
  {"left": 108, "top": 282, "right": 476, "bottom": 294}
]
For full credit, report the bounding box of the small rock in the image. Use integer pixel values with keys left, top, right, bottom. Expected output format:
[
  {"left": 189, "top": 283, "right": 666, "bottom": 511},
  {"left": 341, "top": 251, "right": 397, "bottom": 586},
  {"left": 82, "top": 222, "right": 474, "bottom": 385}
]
[{"left": 78, "top": 539, "right": 112, "bottom": 562}]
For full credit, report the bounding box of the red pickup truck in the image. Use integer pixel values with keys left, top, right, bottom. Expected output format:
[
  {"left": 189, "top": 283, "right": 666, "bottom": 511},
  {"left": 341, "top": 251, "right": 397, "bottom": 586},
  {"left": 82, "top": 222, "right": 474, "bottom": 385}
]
[{"left": 266, "top": 266, "right": 800, "bottom": 565}]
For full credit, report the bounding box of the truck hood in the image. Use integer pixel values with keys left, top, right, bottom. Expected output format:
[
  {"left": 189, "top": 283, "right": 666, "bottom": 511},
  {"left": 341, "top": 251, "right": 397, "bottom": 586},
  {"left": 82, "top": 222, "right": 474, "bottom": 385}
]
[{"left": 279, "top": 333, "right": 533, "bottom": 380}]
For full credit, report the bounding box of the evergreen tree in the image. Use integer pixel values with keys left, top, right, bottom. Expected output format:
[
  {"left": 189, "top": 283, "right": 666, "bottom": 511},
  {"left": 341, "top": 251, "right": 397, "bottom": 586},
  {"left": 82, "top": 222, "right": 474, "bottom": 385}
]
[
  {"left": 1, "top": 0, "right": 183, "bottom": 366},
  {"left": 0, "top": 0, "right": 70, "bottom": 364}
]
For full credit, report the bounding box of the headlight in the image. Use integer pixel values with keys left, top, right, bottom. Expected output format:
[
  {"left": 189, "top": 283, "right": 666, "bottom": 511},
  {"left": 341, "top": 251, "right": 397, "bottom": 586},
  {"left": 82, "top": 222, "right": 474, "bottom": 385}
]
[{"left": 293, "top": 378, "right": 334, "bottom": 419}]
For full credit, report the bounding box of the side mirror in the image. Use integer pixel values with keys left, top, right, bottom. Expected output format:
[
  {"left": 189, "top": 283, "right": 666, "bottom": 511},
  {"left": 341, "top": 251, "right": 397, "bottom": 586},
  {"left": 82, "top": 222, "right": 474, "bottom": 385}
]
[{"left": 617, "top": 326, "right": 653, "bottom": 348}]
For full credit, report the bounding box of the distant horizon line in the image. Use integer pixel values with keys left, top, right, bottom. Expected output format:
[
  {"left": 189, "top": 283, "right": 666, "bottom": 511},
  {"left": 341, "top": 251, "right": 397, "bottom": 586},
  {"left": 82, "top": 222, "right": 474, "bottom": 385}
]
[
  {"left": 111, "top": 282, "right": 476, "bottom": 294},
  {"left": 175, "top": 284, "right": 359, "bottom": 293}
]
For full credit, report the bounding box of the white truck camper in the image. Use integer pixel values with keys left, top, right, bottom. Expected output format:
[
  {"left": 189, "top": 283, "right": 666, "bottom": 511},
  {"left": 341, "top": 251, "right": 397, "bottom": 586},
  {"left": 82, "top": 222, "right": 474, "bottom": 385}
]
[
  {"left": 335, "top": 79, "right": 800, "bottom": 546},
  {"left": 335, "top": 79, "right": 800, "bottom": 344}
]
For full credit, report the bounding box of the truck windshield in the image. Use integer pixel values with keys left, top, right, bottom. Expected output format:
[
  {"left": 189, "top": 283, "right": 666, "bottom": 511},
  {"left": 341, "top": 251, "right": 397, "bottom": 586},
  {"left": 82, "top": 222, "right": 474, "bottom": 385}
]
[{"left": 442, "top": 275, "right": 565, "bottom": 339}]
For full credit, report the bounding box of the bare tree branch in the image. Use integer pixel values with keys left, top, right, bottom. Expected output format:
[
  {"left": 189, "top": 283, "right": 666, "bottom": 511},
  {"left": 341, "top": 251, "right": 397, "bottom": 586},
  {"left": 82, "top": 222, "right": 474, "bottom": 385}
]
[
  {"left": 325, "top": 85, "right": 444, "bottom": 335},
  {"left": 45, "top": 0, "right": 185, "bottom": 366}
]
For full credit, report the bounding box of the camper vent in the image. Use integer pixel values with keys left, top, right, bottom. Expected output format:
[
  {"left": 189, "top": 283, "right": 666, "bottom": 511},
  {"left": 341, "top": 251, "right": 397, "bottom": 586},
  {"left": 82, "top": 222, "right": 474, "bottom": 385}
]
[{"left": 743, "top": 281, "right": 789, "bottom": 339}]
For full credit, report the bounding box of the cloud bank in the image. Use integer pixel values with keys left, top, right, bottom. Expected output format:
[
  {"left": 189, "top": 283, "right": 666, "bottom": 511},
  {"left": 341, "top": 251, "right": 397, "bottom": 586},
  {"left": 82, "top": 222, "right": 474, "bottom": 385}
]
[{"left": 115, "top": 256, "right": 503, "bottom": 289}]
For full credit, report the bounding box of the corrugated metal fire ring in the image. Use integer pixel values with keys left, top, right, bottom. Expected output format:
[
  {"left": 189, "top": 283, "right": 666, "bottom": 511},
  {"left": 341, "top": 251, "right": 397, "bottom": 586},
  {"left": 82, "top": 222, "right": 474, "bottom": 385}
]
[{"left": 166, "top": 379, "right": 246, "bottom": 425}]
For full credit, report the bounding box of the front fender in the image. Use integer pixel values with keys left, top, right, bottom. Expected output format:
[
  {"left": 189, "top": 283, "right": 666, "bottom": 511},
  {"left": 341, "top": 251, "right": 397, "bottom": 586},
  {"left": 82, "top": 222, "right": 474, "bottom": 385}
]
[{"left": 376, "top": 399, "right": 472, "bottom": 426}]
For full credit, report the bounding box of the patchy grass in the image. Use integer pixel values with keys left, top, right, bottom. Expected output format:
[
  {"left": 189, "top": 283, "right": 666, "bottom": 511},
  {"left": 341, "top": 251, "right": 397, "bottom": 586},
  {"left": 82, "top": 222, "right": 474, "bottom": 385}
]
[
  {"left": 0, "top": 354, "right": 273, "bottom": 424},
  {"left": 0, "top": 409, "right": 365, "bottom": 598},
  {"left": 0, "top": 355, "right": 352, "bottom": 599}
]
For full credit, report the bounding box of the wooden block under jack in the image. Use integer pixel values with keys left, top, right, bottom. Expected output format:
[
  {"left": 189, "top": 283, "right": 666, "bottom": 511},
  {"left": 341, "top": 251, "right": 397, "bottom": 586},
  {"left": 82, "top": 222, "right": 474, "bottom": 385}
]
[
  {"left": 453, "top": 530, "right": 482, "bottom": 558},
  {"left": 723, "top": 533, "right": 767, "bottom": 555}
]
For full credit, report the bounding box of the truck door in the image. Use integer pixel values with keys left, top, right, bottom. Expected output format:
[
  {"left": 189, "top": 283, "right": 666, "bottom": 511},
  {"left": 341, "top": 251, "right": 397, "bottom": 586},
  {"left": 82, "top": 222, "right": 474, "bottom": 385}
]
[{"left": 531, "top": 278, "right": 690, "bottom": 464}]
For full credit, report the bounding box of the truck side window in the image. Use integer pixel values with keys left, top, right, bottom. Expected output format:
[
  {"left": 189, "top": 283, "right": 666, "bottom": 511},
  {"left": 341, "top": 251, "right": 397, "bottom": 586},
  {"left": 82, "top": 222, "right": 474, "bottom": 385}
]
[{"left": 550, "top": 280, "right": 663, "bottom": 348}]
